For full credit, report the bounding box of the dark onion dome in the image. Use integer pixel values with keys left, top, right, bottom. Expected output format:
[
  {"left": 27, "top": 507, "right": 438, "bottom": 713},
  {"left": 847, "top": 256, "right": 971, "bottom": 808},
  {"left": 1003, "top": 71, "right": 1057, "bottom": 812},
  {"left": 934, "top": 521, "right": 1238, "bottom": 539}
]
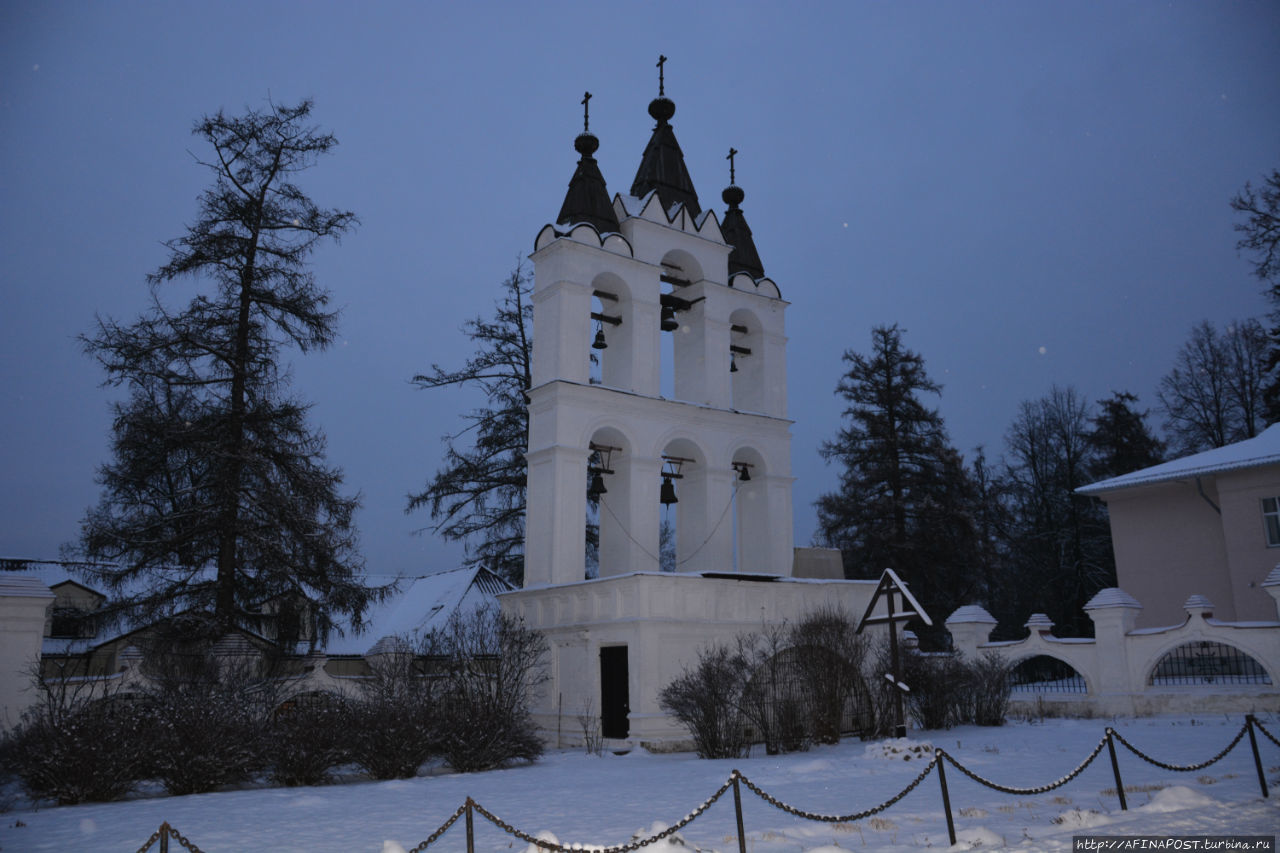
[
  {"left": 629, "top": 97, "right": 701, "bottom": 219},
  {"left": 557, "top": 130, "right": 620, "bottom": 233},
  {"left": 721, "top": 183, "right": 764, "bottom": 279}
]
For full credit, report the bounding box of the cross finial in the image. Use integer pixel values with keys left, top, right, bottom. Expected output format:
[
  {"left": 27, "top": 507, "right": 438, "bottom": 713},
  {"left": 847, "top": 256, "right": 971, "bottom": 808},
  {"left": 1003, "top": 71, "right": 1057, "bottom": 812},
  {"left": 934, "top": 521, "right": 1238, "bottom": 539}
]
[
  {"left": 581, "top": 91, "right": 592, "bottom": 132},
  {"left": 657, "top": 55, "right": 667, "bottom": 96},
  {"left": 727, "top": 147, "right": 738, "bottom": 184}
]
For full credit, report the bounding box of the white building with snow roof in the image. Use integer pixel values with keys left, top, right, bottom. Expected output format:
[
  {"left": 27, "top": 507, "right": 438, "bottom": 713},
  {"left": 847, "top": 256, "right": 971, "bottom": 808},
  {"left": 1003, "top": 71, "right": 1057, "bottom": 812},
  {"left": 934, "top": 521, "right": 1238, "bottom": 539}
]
[{"left": 1078, "top": 423, "right": 1280, "bottom": 627}]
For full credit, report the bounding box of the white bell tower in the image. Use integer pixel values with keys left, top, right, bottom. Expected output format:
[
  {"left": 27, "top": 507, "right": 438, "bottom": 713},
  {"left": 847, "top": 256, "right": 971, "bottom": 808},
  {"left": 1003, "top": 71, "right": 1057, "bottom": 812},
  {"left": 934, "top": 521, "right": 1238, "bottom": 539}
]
[{"left": 522, "top": 82, "right": 794, "bottom": 588}]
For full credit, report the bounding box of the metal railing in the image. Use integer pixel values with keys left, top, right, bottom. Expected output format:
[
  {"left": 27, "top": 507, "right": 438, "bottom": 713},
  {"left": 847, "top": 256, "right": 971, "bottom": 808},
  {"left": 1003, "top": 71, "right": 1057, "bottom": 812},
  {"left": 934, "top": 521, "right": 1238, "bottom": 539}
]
[{"left": 135, "top": 715, "right": 1276, "bottom": 852}]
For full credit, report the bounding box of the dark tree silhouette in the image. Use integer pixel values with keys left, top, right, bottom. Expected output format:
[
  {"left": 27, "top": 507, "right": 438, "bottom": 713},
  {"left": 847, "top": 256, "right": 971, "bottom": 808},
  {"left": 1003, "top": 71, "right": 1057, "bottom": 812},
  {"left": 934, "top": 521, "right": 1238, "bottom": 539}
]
[
  {"left": 76, "top": 99, "right": 381, "bottom": 643},
  {"left": 1088, "top": 391, "right": 1164, "bottom": 481},
  {"left": 1156, "top": 319, "right": 1266, "bottom": 455},
  {"left": 408, "top": 266, "right": 533, "bottom": 585},
  {"left": 1231, "top": 169, "right": 1280, "bottom": 421},
  {"left": 816, "top": 324, "right": 977, "bottom": 644}
]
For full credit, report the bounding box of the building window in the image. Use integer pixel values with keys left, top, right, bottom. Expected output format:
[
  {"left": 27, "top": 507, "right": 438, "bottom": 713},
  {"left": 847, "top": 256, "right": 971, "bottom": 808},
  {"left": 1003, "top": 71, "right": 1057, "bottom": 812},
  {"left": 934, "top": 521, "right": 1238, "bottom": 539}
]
[{"left": 1263, "top": 496, "right": 1280, "bottom": 546}]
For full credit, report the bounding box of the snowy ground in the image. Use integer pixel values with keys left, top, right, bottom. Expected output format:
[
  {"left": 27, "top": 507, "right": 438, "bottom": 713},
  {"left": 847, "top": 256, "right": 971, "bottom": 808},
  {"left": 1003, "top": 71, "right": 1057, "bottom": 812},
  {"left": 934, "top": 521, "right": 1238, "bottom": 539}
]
[{"left": 2, "top": 714, "right": 1278, "bottom": 852}]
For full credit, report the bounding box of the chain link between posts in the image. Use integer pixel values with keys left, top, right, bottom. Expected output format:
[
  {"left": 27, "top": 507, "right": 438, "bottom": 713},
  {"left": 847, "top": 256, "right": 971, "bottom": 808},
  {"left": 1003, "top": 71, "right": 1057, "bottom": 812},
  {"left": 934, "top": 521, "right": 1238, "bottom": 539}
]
[
  {"left": 405, "top": 803, "right": 468, "bottom": 853},
  {"left": 471, "top": 776, "right": 734, "bottom": 853},
  {"left": 1109, "top": 722, "right": 1249, "bottom": 772},
  {"left": 134, "top": 822, "right": 206, "bottom": 853},
  {"left": 736, "top": 758, "right": 938, "bottom": 822},
  {"left": 133, "top": 717, "right": 1280, "bottom": 853},
  {"left": 1253, "top": 716, "right": 1280, "bottom": 750},
  {"left": 938, "top": 733, "right": 1110, "bottom": 795}
]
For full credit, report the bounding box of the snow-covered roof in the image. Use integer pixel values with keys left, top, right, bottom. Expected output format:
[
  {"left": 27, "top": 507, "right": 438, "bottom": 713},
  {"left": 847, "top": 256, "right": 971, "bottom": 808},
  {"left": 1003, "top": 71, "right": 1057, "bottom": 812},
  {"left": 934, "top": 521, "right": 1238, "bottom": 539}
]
[
  {"left": 1078, "top": 423, "right": 1280, "bottom": 495},
  {"left": 324, "top": 566, "right": 512, "bottom": 656}
]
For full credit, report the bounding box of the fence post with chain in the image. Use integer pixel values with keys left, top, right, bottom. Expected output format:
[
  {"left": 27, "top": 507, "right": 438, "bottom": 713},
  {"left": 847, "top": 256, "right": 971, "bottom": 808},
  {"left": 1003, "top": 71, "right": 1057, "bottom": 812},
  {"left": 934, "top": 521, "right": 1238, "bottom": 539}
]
[
  {"left": 1105, "top": 728, "right": 1127, "bottom": 811},
  {"left": 1245, "top": 715, "right": 1269, "bottom": 799},
  {"left": 934, "top": 750, "right": 956, "bottom": 845},
  {"left": 465, "top": 798, "right": 475, "bottom": 853},
  {"left": 731, "top": 771, "right": 747, "bottom": 853},
  {"left": 159, "top": 822, "right": 168, "bottom": 853}
]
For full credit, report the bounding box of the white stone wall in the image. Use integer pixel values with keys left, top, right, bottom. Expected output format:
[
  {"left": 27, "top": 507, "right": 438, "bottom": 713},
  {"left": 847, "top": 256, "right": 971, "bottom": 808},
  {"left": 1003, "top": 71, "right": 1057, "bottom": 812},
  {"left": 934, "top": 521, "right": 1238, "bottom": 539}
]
[
  {"left": 501, "top": 572, "right": 886, "bottom": 748},
  {"left": 0, "top": 576, "right": 53, "bottom": 730},
  {"left": 947, "top": 584, "right": 1280, "bottom": 717}
]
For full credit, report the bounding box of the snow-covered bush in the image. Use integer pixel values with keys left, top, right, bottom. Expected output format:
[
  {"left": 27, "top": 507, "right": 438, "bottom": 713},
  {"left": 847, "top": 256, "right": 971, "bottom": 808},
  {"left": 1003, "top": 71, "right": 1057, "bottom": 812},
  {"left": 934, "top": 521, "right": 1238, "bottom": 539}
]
[
  {"left": 424, "top": 606, "right": 548, "bottom": 773},
  {"left": 3, "top": 665, "right": 151, "bottom": 804},
  {"left": 266, "top": 692, "right": 349, "bottom": 786},
  {"left": 137, "top": 642, "right": 279, "bottom": 796},
  {"left": 344, "top": 642, "right": 440, "bottom": 780},
  {"left": 659, "top": 643, "right": 750, "bottom": 759}
]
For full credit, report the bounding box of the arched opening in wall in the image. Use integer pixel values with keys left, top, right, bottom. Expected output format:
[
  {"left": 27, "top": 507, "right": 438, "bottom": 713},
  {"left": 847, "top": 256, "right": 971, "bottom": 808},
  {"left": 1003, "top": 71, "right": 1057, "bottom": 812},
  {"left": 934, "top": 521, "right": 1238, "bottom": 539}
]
[
  {"left": 659, "top": 250, "right": 703, "bottom": 402},
  {"left": 1009, "top": 655, "right": 1087, "bottom": 694},
  {"left": 588, "top": 427, "right": 631, "bottom": 579},
  {"left": 588, "top": 276, "right": 627, "bottom": 388},
  {"left": 732, "top": 448, "right": 768, "bottom": 574},
  {"left": 659, "top": 437, "right": 702, "bottom": 572},
  {"left": 730, "top": 309, "right": 764, "bottom": 412},
  {"left": 1147, "top": 641, "right": 1272, "bottom": 686}
]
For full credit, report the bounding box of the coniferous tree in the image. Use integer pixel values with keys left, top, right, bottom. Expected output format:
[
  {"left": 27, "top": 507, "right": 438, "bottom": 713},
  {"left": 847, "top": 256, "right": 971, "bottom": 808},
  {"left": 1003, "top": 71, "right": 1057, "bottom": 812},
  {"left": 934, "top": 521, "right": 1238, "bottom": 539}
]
[
  {"left": 1156, "top": 319, "right": 1267, "bottom": 455},
  {"left": 1231, "top": 169, "right": 1280, "bottom": 420},
  {"left": 408, "top": 266, "right": 533, "bottom": 585},
  {"left": 1000, "top": 386, "right": 1112, "bottom": 635},
  {"left": 1088, "top": 391, "right": 1164, "bottom": 481},
  {"left": 816, "top": 324, "right": 976, "bottom": 645},
  {"left": 76, "top": 100, "right": 379, "bottom": 643}
]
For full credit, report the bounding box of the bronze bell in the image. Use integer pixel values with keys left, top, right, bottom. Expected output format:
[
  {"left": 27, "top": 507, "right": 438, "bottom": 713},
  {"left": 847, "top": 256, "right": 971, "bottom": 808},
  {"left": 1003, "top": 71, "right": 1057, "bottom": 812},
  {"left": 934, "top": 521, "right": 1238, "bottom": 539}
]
[
  {"left": 589, "top": 470, "right": 607, "bottom": 497},
  {"left": 592, "top": 326, "right": 608, "bottom": 350},
  {"left": 659, "top": 475, "right": 678, "bottom": 505},
  {"left": 660, "top": 305, "right": 679, "bottom": 332}
]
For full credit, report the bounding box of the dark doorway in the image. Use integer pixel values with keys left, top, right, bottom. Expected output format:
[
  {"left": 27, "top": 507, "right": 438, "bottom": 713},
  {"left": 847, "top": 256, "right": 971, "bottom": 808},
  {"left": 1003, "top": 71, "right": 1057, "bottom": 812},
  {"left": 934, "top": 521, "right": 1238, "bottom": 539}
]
[{"left": 599, "top": 645, "right": 630, "bottom": 738}]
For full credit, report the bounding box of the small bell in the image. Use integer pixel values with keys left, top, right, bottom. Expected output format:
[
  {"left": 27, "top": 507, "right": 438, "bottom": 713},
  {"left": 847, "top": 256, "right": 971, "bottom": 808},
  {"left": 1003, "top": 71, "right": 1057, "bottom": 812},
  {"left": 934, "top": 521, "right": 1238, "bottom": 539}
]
[
  {"left": 730, "top": 351, "right": 738, "bottom": 373},
  {"left": 592, "top": 325, "right": 608, "bottom": 350},
  {"left": 660, "top": 305, "right": 679, "bottom": 332},
  {"left": 659, "top": 475, "right": 678, "bottom": 505},
  {"left": 736, "top": 464, "right": 751, "bottom": 482},
  {"left": 589, "top": 470, "right": 607, "bottom": 497}
]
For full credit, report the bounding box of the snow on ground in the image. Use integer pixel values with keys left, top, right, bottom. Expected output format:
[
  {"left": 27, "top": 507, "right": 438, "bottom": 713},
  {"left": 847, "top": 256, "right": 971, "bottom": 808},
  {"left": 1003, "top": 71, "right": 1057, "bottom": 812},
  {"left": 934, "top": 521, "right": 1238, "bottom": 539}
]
[{"left": 2, "top": 714, "right": 1278, "bottom": 852}]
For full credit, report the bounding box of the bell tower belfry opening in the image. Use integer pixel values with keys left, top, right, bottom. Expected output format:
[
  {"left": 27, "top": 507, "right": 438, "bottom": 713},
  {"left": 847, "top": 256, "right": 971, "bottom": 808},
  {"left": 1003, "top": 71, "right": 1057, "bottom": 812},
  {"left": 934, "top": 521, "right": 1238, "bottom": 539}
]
[{"left": 502, "top": 63, "right": 882, "bottom": 747}]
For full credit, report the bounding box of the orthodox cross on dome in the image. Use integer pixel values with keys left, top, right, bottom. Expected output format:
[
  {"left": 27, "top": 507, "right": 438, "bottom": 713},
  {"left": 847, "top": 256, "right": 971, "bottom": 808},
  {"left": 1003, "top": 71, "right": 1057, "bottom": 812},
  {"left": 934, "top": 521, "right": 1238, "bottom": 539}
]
[
  {"left": 727, "top": 147, "right": 738, "bottom": 185},
  {"left": 581, "top": 91, "right": 592, "bottom": 133},
  {"left": 657, "top": 54, "right": 667, "bottom": 96}
]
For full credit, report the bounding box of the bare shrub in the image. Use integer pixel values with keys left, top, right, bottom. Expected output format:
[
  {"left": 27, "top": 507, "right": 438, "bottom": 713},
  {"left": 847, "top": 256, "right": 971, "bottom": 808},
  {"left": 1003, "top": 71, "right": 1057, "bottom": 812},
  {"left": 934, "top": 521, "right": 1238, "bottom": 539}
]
[
  {"left": 739, "top": 625, "right": 812, "bottom": 754},
  {"left": 344, "top": 639, "right": 439, "bottom": 780},
  {"left": 790, "top": 607, "right": 869, "bottom": 743},
  {"left": 966, "top": 652, "right": 1012, "bottom": 726},
  {"left": 4, "top": 664, "right": 150, "bottom": 804},
  {"left": 575, "top": 699, "right": 603, "bottom": 756},
  {"left": 267, "top": 691, "right": 349, "bottom": 786},
  {"left": 424, "top": 606, "right": 548, "bottom": 773},
  {"left": 658, "top": 643, "right": 749, "bottom": 759},
  {"left": 137, "top": 634, "right": 283, "bottom": 796}
]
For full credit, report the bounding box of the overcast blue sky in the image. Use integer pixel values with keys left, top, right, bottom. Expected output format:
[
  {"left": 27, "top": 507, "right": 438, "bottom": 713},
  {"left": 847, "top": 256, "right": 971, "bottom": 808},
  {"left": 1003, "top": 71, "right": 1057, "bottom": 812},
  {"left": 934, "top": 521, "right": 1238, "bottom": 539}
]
[{"left": 2, "top": 1, "right": 1277, "bottom": 580}]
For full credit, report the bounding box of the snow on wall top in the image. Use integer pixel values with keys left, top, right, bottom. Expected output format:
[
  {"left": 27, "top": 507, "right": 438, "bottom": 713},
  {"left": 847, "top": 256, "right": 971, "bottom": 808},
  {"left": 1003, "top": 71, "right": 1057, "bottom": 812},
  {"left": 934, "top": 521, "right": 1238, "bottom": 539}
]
[
  {"left": 1264, "top": 565, "right": 1280, "bottom": 588},
  {"left": 0, "top": 574, "right": 54, "bottom": 598},
  {"left": 1083, "top": 587, "right": 1143, "bottom": 610},
  {"left": 1078, "top": 423, "right": 1280, "bottom": 495},
  {"left": 945, "top": 604, "right": 997, "bottom": 624},
  {"left": 1183, "top": 594, "right": 1214, "bottom": 610}
]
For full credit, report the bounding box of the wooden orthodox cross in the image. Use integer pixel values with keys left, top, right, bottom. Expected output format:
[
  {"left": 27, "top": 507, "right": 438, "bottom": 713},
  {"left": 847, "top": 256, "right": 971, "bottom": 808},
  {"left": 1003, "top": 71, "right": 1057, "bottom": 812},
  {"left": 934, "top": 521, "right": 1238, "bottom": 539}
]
[{"left": 856, "top": 568, "right": 932, "bottom": 738}]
